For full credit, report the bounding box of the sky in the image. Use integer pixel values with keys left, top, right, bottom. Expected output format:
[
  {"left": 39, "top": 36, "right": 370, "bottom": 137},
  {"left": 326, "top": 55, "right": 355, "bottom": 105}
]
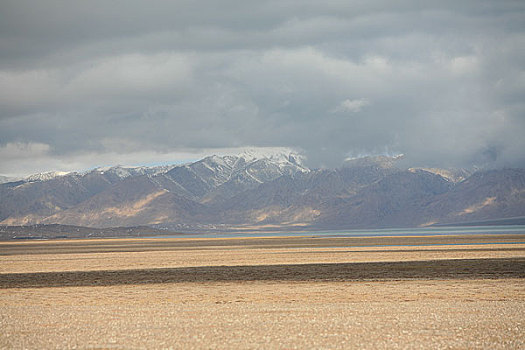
[{"left": 1, "top": 0, "right": 524, "bottom": 177}]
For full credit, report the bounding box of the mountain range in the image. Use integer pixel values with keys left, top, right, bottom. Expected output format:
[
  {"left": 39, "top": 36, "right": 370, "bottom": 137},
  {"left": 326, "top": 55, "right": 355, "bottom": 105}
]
[{"left": 1, "top": 150, "right": 524, "bottom": 232}]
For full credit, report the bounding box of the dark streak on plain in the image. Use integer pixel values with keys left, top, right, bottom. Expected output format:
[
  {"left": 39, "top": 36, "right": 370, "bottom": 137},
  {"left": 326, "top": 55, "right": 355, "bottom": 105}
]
[{"left": 1, "top": 258, "right": 524, "bottom": 289}]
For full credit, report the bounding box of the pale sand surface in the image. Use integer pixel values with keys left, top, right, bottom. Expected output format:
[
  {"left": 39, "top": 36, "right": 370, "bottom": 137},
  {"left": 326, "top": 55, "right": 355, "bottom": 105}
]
[{"left": 1, "top": 235, "right": 524, "bottom": 349}]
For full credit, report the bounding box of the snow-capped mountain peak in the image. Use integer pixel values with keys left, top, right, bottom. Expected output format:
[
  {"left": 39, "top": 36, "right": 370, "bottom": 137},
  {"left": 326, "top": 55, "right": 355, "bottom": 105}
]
[
  {"left": 235, "top": 147, "right": 305, "bottom": 165},
  {"left": 87, "top": 165, "right": 177, "bottom": 178},
  {"left": 25, "top": 171, "right": 71, "bottom": 182}
]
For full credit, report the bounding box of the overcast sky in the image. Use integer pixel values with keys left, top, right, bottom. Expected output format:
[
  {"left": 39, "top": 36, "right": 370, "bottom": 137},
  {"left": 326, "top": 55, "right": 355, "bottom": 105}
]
[{"left": 1, "top": 0, "right": 524, "bottom": 176}]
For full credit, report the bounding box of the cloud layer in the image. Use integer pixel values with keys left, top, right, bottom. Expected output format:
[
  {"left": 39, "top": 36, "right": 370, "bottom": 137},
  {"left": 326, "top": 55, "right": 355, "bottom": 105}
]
[{"left": 1, "top": 0, "right": 524, "bottom": 176}]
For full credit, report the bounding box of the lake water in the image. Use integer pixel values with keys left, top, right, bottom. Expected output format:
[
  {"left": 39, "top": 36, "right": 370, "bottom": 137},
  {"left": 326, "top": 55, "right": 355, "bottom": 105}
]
[{"left": 154, "top": 225, "right": 525, "bottom": 239}]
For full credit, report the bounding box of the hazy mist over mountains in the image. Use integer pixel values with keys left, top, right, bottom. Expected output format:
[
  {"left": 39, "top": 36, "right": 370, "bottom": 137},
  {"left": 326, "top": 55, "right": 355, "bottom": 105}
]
[{"left": 1, "top": 150, "right": 524, "bottom": 232}]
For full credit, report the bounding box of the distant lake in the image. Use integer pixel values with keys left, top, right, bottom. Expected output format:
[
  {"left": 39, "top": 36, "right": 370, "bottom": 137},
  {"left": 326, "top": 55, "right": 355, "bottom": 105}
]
[{"left": 152, "top": 225, "right": 525, "bottom": 239}]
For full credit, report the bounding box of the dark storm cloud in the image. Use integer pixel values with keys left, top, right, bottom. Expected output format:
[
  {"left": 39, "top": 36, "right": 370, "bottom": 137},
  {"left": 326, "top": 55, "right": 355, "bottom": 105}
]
[{"left": 1, "top": 0, "right": 524, "bottom": 176}]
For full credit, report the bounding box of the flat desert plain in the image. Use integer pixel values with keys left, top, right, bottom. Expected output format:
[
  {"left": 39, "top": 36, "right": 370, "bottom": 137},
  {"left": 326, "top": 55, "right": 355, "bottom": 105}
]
[{"left": 0, "top": 234, "right": 524, "bottom": 349}]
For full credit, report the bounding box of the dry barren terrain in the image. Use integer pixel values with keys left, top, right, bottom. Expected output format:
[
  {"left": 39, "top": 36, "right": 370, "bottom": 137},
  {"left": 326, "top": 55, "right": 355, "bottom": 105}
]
[{"left": 1, "top": 234, "right": 524, "bottom": 349}]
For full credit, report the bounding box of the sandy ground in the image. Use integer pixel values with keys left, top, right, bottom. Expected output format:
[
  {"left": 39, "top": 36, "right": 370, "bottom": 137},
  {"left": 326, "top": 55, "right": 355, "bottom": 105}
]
[
  {"left": 1, "top": 234, "right": 524, "bottom": 349},
  {"left": 1, "top": 234, "right": 524, "bottom": 274}
]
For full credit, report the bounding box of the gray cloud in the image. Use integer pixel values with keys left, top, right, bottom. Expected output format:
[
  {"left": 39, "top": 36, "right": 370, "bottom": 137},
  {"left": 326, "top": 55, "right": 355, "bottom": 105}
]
[{"left": 1, "top": 0, "right": 524, "bottom": 176}]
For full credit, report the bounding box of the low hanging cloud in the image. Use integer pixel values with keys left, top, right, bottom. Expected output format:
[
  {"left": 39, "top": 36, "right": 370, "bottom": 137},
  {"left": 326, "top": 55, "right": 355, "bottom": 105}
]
[
  {"left": 1, "top": 0, "right": 524, "bottom": 176},
  {"left": 334, "top": 98, "right": 371, "bottom": 113},
  {"left": 0, "top": 142, "right": 51, "bottom": 160}
]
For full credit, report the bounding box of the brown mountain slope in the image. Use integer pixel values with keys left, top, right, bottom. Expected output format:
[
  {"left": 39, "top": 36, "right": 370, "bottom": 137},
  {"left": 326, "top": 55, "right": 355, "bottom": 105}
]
[{"left": 43, "top": 175, "right": 206, "bottom": 228}]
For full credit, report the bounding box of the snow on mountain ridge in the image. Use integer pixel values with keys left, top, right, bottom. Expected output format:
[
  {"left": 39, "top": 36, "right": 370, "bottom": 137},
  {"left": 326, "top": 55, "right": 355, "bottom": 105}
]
[
  {"left": 87, "top": 165, "right": 177, "bottom": 178},
  {"left": 235, "top": 147, "right": 306, "bottom": 167},
  {"left": 25, "top": 171, "right": 71, "bottom": 182},
  {"left": 18, "top": 149, "right": 307, "bottom": 184}
]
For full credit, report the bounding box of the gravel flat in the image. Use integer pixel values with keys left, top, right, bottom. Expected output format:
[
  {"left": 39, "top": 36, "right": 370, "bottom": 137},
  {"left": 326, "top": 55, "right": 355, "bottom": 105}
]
[{"left": 1, "top": 235, "right": 524, "bottom": 349}]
